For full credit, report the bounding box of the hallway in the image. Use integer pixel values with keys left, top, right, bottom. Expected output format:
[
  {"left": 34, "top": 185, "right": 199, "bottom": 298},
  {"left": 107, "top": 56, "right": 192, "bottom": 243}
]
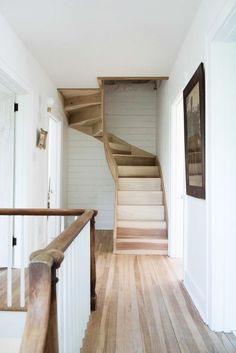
[{"left": 81, "top": 231, "right": 236, "bottom": 353}]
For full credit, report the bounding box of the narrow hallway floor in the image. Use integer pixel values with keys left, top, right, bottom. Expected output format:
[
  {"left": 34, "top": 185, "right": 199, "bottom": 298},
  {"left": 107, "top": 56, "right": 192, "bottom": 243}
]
[{"left": 81, "top": 231, "right": 236, "bottom": 353}]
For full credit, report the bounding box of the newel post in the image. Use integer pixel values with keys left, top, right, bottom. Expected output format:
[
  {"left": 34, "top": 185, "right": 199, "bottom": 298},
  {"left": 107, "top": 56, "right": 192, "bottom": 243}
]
[
  {"left": 90, "top": 215, "right": 97, "bottom": 310},
  {"left": 44, "top": 267, "right": 59, "bottom": 353},
  {"left": 44, "top": 249, "right": 64, "bottom": 353}
]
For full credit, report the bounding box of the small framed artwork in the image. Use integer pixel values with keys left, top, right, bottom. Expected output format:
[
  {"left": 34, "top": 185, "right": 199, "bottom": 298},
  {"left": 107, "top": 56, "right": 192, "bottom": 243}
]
[
  {"left": 37, "top": 128, "right": 48, "bottom": 149},
  {"left": 183, "top": 63, "right": 205, "bottom": 199}
]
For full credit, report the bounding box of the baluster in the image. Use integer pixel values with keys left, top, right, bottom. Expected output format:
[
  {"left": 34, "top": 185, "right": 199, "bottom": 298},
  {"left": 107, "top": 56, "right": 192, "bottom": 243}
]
[
  {"left": 60, "top": 216, "right": 65, "bottom": 232},
  {"left": 90, "top": 215, "right": 97, "bottom": 310},
  {"left": 20, "top": 215, "right": 25, "bottom": 307},
  {"left": 7, "top": 215, "right": 13, "bottom": 307}
]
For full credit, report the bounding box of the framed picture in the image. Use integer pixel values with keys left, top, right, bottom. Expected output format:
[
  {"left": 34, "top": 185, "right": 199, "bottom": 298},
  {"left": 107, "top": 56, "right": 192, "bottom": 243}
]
[
  {"left": 37, "top": 128, "right": 48, "bottom": 149},
  {"left": 183, "top": 63, "right": 205, "bottom": 199}
]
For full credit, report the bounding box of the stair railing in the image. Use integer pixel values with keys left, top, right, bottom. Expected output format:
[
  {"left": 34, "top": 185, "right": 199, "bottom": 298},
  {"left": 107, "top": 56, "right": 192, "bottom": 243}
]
[{"left": 0, "top": 208, "right": 97, "bottom": 353}]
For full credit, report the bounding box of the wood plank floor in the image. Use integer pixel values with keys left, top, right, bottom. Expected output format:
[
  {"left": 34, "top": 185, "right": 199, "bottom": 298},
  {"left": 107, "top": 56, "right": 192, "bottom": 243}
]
[
  {"left": 81, "top": 231, "right": 236, "bottom": 353},
  {"left": 0, "top": 268, "right": 28, "bottom": 311}
]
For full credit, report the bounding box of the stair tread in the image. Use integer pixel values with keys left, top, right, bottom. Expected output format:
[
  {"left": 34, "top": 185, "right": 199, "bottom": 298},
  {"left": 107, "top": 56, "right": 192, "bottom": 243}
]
[
  {"left": 65, "top": 102, "right": 101, "bottom": 112},
  {"left": 113, "top": 154, "right": 155, "bottom": 158},
  {"left": 115, "top": 249, "right": 168, "bottom": 255}
]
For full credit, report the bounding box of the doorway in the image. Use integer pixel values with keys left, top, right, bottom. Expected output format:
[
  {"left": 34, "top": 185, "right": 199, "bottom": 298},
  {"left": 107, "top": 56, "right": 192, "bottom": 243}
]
[
  {"left": 170, "top": 93, "right": 185, "bottom": 259},
  {"left": 0, "top": 82, "right": 16, "bottom": 267},
  {"left": 47, "top": 114, "right": 62, "bottom": 241}
]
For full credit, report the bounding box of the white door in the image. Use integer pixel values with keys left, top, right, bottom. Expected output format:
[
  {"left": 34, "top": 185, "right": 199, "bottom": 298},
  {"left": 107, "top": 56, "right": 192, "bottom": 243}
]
[
  {"left": 0, "top": 85, "right": 16, "bottom": 267},
  {"left": 170, "top": 94, "right": 185, "bottom": 258},
  {"left": 47, "top": 115, "right": 62, "bottom": 241}
]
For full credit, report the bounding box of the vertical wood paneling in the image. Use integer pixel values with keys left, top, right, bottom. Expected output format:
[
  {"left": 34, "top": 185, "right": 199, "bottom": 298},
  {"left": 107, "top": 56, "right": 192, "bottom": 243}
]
[
  {"left": 105, "top": 83, "right": 157, "bottom": 154},
  {"left": 67, "top": 128, "right": 115, "bottom": 229}
]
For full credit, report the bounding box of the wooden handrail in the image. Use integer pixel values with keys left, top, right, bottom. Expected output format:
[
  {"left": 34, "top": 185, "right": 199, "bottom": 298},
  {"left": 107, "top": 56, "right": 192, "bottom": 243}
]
[
  {"left": 17, "top": 208, "right": 97, "bottom": 353},
  {"left": 0, "top": 207, "right": 98, "bottom": 216}
]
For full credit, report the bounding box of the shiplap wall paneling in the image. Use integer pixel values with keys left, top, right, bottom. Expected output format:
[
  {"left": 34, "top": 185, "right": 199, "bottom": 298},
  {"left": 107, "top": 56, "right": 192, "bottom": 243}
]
[
  {"left": 67, "top": 129, "right": 115, "bottom": 229},
  {"left": 105, "top": 83, "right": 157, "bottom": 154}
]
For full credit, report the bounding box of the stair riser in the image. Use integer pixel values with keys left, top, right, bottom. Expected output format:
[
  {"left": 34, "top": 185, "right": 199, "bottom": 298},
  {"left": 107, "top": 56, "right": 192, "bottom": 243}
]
[
  {"left": 118, "top": 191, "right": 163, "bottom": 205},
  {"left": 118, "top": 178, "right": 161, "bottom": 191},
  {"left": 115, "top": 240, "right": 168, "bottom": 252},
  {"left": 69, "top": 104, "right": 101, "bottom": 125},
  {"left": 65, "top": 92, "right": 101, "bottom": 110},
  {"left": 117, "top": 227, "right": 167, "bottom": 238},
  {"left": 117, "top": 220, "right": 167, "bottom": 229},
  {"left": 111, "top": 149, "right": 131, "bottom": 155},
  {"left": 117, "top": 205, "right": 164, "bottom": 221},
  {"left": 118, "top": 166, "right": 159, "bottom": 177},
  {"left": 114, "top": 156, "right": 156, "bottom": 166}
]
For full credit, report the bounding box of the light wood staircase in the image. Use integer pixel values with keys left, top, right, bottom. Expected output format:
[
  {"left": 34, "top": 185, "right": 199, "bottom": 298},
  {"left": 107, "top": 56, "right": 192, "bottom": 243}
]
[{"left": 59, "top": 82, "right": 168, "bottom": 255}]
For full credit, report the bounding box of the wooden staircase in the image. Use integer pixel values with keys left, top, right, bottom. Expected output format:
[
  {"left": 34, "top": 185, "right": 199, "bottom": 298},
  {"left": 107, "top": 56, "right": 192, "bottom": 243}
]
[{"left": 59, "top": 83, "right": 168, "bottom": 255}]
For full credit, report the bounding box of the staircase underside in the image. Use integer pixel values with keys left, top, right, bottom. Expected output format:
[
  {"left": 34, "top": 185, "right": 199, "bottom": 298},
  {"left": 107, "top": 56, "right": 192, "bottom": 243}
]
[{"left": 58, "top": 81, "right": 168, "bottom": 255}]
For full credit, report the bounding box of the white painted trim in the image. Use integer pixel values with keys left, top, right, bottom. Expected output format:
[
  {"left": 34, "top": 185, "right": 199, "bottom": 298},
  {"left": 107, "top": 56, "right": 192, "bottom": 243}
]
[
  {"left": 184, "top": 270, "right": 207, "bottom": 323},
  {"left": 169, "top": 92, "right": 185, "bottom": 258},
  {"left": 48, "top": 112, "right": 63, "bottom": 208},
  {"left": 0, "top": 312, "right": 26, "bottom": 338},
  {"left": 206, "top": 1, "right": 236, "bottom": 331},
  {"left": 0, "top": 66, "right": 33, "bottom": 268}
]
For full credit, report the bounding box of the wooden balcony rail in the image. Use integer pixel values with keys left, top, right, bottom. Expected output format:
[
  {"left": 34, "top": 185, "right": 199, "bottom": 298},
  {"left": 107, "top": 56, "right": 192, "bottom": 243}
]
[
  {"left": 0, "top": 207, "right": 97, "bottom": 216},
  {"left": 0, "top": 208, "right": 97, "bottom": 353}
]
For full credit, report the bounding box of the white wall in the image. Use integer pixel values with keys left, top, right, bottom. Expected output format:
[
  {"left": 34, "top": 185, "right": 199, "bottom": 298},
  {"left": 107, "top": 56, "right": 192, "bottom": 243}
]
[
  {"left": 0, "top": 10, "right": 67, "bottom": 253},
  {"left": 105, "top": 83, "right": 157, "bottom": 154},
  {"left": 67, "top": 129, "right": 115, "bottom": 229},
  {"left": 156, "top": 0, "right": 234, "bottom": 325},
  {"left": 0, "top": 312, "right": 26, "bottom": 353}
]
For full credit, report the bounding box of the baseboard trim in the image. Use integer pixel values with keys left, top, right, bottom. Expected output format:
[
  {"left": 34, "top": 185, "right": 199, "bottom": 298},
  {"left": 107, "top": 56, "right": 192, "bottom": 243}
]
[{"left": 184, "top": 270, "right": 207, "bottom": 323}]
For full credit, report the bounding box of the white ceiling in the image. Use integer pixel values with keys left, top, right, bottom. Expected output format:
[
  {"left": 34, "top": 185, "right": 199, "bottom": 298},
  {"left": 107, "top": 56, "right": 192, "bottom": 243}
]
[{"left": 0, "top": 0, "right": 202, "bottom": 87}]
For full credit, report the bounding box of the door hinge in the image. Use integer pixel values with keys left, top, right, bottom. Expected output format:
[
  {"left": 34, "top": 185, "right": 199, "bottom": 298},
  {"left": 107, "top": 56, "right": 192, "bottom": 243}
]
[
  {"left": 12, "top": 236, "right": 17, "bottom": 246},
  {"left": 14, "top": 103, "right": 19, "bottom": 112}
]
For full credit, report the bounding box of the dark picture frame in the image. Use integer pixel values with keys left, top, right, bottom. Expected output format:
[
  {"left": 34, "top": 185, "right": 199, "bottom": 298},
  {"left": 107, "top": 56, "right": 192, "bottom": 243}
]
[
  {"left": 37, "top": 128, "right": 48, "bottom": 150},
  {"left": 183, "top": 63, "right": 205, "bottom": 199}
]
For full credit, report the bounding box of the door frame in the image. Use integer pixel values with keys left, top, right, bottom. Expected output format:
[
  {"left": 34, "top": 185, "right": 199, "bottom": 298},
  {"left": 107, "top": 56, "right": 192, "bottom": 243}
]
[
  {"left": 47, "top": 112, "right": 62, "bottom": 209},
  {"left": 47, "top": 112, "right": 63, "bottom": 242},
  {"left": 0, "top": 63, "right": 32, "bottom": 267},
  {"left": 206, "top": 1, "right": 236, "bottom": 331},
  {"left": 169, "top": 92, "right": 185, "bottom": 259}
]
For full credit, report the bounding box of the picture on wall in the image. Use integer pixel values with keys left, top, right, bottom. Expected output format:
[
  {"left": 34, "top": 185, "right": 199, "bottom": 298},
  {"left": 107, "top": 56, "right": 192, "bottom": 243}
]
[{"left": 183, "top": 63, "right": 205, "bottom": 199}]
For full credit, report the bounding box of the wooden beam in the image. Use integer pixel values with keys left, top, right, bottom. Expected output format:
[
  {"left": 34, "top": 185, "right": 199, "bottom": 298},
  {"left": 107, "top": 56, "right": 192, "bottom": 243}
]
[{"left": 97, "top": 76, "right": 169, "bottom": 86}]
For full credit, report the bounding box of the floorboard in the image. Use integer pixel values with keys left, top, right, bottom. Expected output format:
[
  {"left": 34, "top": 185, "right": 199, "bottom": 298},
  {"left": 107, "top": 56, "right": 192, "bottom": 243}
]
[
  {"left": 0, "top": 268, "right": 28, "bottom": 311},
  {"left": 81, "top": 230, "right": 236, "bottom": 353}
]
